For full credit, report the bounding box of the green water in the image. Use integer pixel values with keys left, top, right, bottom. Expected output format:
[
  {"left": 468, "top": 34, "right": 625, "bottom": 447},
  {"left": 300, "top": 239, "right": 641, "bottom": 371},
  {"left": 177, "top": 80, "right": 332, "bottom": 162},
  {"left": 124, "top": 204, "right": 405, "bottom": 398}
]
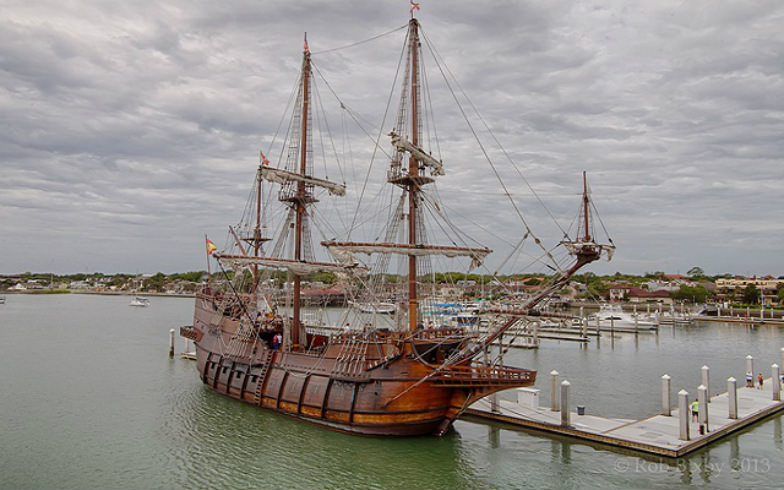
[{"left": 1, "top": 294, "right": 782, "bottom": 489}]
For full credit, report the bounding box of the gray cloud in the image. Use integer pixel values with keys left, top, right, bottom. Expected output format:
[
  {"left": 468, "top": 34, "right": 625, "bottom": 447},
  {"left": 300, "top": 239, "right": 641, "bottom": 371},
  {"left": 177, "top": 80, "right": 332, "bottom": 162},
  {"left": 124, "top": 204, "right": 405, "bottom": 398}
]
[{"left": 1, "top": 0, "right": 782, "bottom": 276}]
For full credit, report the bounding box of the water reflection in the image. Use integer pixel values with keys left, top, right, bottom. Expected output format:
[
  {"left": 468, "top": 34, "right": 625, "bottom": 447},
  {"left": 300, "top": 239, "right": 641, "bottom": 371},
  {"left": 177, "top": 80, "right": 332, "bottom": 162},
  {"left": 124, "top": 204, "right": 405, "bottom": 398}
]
[
  {"left": 3, "top": 296, "right": 784, "bottom": 490},
  {"left": 487, "top": 425, "right": 501, "bottom": 449}
]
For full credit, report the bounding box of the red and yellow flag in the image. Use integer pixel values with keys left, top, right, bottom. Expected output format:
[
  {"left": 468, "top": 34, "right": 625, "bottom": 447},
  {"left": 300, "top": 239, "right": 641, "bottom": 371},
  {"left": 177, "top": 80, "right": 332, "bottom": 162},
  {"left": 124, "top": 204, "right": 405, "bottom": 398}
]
[
  {"left": 205, "top": 237, "right": 217, "bottom": 255},
  {"left": 260, "top": 151, "right": 270, "bottom": 165},
  {"left": 410, "top": 1, "right": 420, "bottom": 13}
]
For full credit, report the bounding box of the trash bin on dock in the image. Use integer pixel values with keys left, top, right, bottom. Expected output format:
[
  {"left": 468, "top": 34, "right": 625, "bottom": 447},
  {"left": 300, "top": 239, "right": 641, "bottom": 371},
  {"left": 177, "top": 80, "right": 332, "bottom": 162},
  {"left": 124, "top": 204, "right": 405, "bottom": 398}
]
[{"left": 577, "top": 405, "right": 585, "bottom": 416}]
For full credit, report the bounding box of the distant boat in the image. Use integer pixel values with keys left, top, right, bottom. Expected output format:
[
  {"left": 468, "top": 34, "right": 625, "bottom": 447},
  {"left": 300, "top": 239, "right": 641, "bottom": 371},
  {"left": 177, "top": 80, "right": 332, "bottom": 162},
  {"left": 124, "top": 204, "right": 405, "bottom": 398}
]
[
  {"left": 591, "top": 304, "right": 657, "bottom": 330},
  {"left": 0, "top": 295, "right": 5, "bottom": 305},
  {"left": 350, "top": 300, "right": 396, "bottom": 315},
  {"left": 129, "top": 297, "right": 150, "bottom": 307}
]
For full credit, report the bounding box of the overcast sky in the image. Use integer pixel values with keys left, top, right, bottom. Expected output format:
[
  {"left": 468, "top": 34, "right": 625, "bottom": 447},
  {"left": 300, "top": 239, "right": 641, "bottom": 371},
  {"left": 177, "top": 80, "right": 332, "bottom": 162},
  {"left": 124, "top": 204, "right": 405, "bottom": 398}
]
[{"left": 1, "top": 0, "right": 782, "bottom": 277}]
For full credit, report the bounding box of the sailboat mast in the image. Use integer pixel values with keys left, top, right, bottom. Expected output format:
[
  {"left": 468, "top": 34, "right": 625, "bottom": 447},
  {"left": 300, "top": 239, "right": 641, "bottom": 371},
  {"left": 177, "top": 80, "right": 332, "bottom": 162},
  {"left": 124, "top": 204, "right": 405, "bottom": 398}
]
[
  {"left": 292, "top": 38, "right": 311, "bottom": 349},
  {"left": 407, "top": 18, "right": 420, "bottom": 332},
  {"left": 253, "top": 170, "right": 262, "bottom": 290},
  {"left": 582, "top": 170, "right": 591, "bottom": 242}
]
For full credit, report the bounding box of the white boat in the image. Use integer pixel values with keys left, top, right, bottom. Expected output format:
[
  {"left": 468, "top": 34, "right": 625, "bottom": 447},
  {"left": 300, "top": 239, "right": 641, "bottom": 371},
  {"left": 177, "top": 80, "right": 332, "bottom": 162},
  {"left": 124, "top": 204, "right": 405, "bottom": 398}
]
[
  {"left": 129, "top": 297, "right": 150, "bottom": 307},
  {"left": 422, "top": 302, "right": 482, "bottom": 327},
  {"left": 590, "top": 304, "right": 657, "bottom": 330},
  {"left": 0, "top": 295, "right": 5, "bottom": 305},
  {"left": 350, "top": 301, "right": 396, "bottom": 315}
]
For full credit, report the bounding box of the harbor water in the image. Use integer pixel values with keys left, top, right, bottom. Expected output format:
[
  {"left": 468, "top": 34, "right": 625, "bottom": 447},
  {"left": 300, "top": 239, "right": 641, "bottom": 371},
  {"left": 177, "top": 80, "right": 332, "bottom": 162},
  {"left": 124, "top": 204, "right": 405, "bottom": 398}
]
[{"left": 1, "top": 294, "right": 783, "bottom": 489}]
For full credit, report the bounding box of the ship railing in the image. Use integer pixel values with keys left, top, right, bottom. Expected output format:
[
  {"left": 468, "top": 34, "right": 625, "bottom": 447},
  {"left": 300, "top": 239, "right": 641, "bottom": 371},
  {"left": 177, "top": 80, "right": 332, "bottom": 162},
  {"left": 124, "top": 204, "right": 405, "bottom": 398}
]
[
  {"left": 411, "top": 327, "right": 467, "bottom": 340},
  {"left": 180, "top": 325, "right": 202, "bottom": 342},
  {"left": 432, "top": 363, "right": 535, "bottom": 386}
]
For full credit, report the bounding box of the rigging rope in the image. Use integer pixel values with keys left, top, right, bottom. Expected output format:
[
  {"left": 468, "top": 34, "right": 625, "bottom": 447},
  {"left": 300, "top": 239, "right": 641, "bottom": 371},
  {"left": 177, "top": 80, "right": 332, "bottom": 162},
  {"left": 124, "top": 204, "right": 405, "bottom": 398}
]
[
  {"left": 311, "top": 24, "right": 407, "bottom": 55},
  {"left": 418, "top": 28, "right": 563, "bottom": 273}
]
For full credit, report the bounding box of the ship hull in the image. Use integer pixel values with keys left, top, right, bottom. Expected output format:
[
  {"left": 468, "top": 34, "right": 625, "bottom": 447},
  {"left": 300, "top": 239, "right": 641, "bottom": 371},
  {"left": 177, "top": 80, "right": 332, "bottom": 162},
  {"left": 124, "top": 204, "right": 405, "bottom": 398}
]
[{"left": 183, "top": 291, "right": 535, "bottom": 437}]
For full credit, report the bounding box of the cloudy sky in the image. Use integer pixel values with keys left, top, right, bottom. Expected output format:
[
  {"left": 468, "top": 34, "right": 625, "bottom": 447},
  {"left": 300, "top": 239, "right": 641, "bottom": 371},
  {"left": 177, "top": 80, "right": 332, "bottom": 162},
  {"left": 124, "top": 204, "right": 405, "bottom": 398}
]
[{"left": 2, "top": 0, "right": 782, "bottom": 277}]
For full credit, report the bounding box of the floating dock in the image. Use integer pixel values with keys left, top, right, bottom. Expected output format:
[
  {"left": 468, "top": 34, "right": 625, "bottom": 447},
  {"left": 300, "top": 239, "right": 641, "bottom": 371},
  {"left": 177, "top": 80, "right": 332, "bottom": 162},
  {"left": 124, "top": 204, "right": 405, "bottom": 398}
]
[
  {"left": 466, "top": 379, "right": 784, "bottom": 458},
  {"left": 694, "top": 315, "right": 784, "bottom": 327}
]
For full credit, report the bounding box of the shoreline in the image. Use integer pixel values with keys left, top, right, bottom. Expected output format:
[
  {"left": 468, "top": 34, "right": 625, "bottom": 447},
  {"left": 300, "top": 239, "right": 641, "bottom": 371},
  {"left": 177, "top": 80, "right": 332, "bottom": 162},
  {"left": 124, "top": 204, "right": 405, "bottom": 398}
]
[{"left": 1, "top": 290, "right": 196, "bottom": 298}]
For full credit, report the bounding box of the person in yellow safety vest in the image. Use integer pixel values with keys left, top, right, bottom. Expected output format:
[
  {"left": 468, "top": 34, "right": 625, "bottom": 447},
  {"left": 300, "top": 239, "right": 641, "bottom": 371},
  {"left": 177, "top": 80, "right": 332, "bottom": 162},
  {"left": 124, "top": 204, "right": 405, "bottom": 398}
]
[{"left": 691, "top": 398, "right": 699, "bottom": 422}]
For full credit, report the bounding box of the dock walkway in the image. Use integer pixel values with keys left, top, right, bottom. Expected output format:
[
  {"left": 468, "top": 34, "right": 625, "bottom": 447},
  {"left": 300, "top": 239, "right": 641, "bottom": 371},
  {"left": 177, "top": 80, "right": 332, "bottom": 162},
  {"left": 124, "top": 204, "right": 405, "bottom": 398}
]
[{"left": 466, "top": 380, "right": 784, "bottom": 458}]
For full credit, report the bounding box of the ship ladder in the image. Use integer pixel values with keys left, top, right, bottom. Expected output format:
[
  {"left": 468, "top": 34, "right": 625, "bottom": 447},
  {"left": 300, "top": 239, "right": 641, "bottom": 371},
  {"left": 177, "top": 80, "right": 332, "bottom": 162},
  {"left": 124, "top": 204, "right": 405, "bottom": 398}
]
[
  {"left": 335, "top": 338, "right": 367, "bottom": 379},
  {"left": 254, "top": 352, "right": 274, "bottom": 405}
]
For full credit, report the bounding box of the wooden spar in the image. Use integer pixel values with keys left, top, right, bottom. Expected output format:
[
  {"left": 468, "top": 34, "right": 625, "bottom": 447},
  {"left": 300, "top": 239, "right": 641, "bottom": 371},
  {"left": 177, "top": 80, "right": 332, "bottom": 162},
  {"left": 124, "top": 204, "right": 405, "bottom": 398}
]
[
  {"left": 582, "top": 170, "right": 591, "bottom": 242},
  {"left": 253, "top": 169, "right": 262, "bottom": 290},
  {"left": 228, "top": 226, "right": 248, "bottom": 256},
  {"left": 293, "top": 38, "right": 311, "bottom": 350},
  {"left": 408, "top": 18, "right": 419, "bottom": 332}
]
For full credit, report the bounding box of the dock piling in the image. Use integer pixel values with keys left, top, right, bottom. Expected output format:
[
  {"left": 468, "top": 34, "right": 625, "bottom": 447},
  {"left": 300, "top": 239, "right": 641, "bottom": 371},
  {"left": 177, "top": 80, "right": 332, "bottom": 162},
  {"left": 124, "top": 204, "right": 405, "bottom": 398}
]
[
  {"left": 169, "top": 328, "right": 175, "bottom": 358},
  {"left": 746, "top": 355, "right": 754, "bottom": 386},
  {"left": 698, "top": 384, "right": 709, "bottom": 432},
  {"left": 728, "top": 377, "right": 738, "bottom": 419},
  {"left": 701, "top": 365, "right": 710, "bottom": 402},
  {"left": 550, "top": 370, "right": 560, "bottom": 411},
  {"left": 661, "top": 374, "right": 671, "bottom": 416},
  {"left": 560, "top": 380, "right": 570, "bottom": 427},
  {"left": 678, "top": 389, "right": 690, "bottom": 441},
  {"left": 773, "top": 364, "right": 781, "bottom": 401}
]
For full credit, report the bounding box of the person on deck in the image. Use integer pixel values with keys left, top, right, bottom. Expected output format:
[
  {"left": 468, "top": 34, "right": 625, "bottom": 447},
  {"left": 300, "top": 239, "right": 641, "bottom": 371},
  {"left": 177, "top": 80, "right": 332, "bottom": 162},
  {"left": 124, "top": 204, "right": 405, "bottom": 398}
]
[
  {"left": 758, "top": 372, "right": 764, "bottom": 389},
  {"left": 745, "top": 370, "right": 754, "bottom": 388},
  {"left": 272, "top": 333, "right": 282, "bottom": 350},
  {"left": 691, "top": 398, "right": 699, "bottom": 422}
]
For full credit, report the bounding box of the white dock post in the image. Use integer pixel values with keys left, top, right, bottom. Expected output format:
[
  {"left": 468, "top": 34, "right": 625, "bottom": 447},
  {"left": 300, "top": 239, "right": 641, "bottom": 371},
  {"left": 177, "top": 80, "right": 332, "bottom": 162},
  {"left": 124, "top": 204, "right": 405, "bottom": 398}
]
[
  {"left": 701, "top": 365, "right": 711, "bottom": 402},
  {"left": 717, "top": 305, "right": 721, "bottom": 317},
  {"left": 550, "top": 370, "right": 560, "bottom": 411},
  {"left": 773, "top": 364, "right": 781, "bottom": 401},
  {"left": 781, "top": 347, "right": 784, "bottom": 372},
  {"left": 746, "top": 355, "right": 754, "bottom": 387},
  {"left": 560, "top": 380, "right": 570, "bottom": 427},
  {"left": 728, "top": 377, "right": 738, "bottom": 419},
  {"left": 678, "top": 389, "right": 690, "bottom": 441},
  {"left": 490, "top": 393, "right": 500, "bottom": 413},
  {"left": 698, "top": 384, "right": 709, "bottom": 432},
  {"left": 169, "top": 328, "right": 175, "bottom": 357},
  {"left": 746, "top": 306, "right": 750, "bottom": 318},
  {"left": 533, "top": 321, "right": 539, "bottom": 346},
  {"left": 661, "top": 374, "right": 671, "bottom": 416}
]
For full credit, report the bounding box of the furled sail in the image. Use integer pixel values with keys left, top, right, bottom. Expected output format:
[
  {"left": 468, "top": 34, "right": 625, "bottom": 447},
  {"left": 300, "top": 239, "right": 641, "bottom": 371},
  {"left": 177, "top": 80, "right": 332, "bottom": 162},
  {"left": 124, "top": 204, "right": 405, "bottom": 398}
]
[
  {"left": 389, "top": 130, "right": 444, "bottom": 176},
  {"left": 259, "top": 166, "right": 346, "bottom": 196},
  {"left": 321, "top": 240, "right": 491, "bottom": 269},
  {"left": 215, "top": 253, "right": 363, "bottom": 275}
]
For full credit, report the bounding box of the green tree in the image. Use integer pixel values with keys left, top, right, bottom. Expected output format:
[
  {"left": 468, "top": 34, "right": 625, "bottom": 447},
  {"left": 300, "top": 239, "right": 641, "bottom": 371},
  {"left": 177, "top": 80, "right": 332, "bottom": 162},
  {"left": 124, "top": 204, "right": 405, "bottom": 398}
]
[
  {"left": 671, "top": 285, "right": 710, "bottom": 303},
  {"left": 741, "top": 284, "right": 759, "bottom": 304},
  {"left": 687, "top": 266, "right": 704, "bottom": 278}
]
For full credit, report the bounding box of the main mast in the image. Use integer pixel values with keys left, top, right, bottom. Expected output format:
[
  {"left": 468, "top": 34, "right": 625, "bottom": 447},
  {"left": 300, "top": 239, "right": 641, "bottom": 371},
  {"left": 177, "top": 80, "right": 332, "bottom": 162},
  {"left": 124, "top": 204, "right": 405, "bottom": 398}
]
[
  {"left": 292, "top": 37, "right": 312, "bottom": 350},
  {"left": 407, "top": 17, "right": 420, "bottom": 332}
]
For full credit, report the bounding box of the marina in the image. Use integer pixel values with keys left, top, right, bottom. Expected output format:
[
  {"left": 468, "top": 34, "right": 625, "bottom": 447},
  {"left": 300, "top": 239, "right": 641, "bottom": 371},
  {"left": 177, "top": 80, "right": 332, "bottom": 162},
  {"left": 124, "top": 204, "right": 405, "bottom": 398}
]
[
  {"left": 2, "top": 294, "right": 784, "bottom": 489},
  {"left": 468, "top": 371, "right": 784, "bottom": 458}
]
